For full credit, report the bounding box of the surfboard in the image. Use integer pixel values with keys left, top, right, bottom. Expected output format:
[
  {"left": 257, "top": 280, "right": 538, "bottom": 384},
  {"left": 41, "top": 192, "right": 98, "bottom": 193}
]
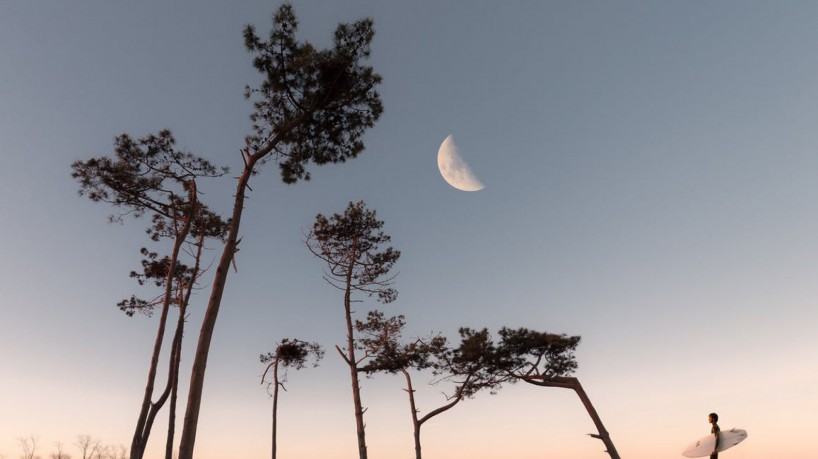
[{"left": 682, "top": 428, "right": 747, "bottom": 457}]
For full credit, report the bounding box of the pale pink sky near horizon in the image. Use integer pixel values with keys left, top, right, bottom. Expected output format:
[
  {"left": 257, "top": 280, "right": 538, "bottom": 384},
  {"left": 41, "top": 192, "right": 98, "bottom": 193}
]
[{"left": 2, "top": 1, "right": 817, "bottom": 458}]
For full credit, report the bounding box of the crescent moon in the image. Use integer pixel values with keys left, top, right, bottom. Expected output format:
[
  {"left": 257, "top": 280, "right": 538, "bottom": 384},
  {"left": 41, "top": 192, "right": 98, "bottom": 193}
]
[{"left": 437, "top": 135, "right": 485, "bottom": 192}]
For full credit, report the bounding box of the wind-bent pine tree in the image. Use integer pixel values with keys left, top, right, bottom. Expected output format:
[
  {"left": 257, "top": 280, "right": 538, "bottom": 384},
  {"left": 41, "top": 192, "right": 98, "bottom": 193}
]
[
  {"left": 358, "top": 317, "right": 510, "bottom": 459},
  {"left": 495, "top": 328, "right": 620, "bottom": 459},
  {"left": 306, "top": 201, "right": 400, "bottom": 459},
  {"left": 408, "top": 328, "right": 509, "bottom": 459},
  {"left": 260, "top": 339, "right": 324, "bottom": 459},
  {"left": 178, "top": 6, "right": 383, "bottom": 458},
  {"left": 71, "top": 130, "right": 227, "bottom": 459},
  {"left": 356, "top": 311, "right": 448, "bottom": 459}
]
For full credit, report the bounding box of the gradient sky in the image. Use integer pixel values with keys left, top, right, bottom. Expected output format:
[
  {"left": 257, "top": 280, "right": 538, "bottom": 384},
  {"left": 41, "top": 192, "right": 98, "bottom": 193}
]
[{"left": 2, "top": 1, "right": 817, "bottom": 458}]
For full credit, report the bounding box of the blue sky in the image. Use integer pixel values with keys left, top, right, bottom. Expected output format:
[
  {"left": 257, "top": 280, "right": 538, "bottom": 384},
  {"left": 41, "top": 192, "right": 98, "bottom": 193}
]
[{"left": 1, "top": 2, "right": 817, "bottom": 458}]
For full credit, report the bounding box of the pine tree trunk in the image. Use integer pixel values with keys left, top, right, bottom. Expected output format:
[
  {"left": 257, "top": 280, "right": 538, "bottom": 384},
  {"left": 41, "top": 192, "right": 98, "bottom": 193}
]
[
  {"left": 178, "top": 159, "right": 256, "bottom": 459},
  {"left": 402, "top": 369, "right": 422, "bottom": 459},
  {"left": 272, "top": 359, "right": 279, "bottom": 459},
  {"left": 166, "top": 231, "right": 201, "bottom": 459},
  {"left": 344, "top": 240, "right": 368, "bottom": 459},
  {"left": 131, "top": 195, "right": 194, "bottom": 459},
  {"left": 164, "top": 287, "right": 185, "bottom": 459},
  {"left": 348, "top": 361, "right": 367, "bottom": 459},
  {"left": 523, "top": 376, "right": 621, "bottom": 459},
  {"left": 164, "top": 333, "right": 181, "bottom": 459}
]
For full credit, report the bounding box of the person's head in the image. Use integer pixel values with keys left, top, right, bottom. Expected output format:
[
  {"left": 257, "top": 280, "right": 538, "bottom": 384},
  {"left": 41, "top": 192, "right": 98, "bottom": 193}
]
[{"left": 709, "top": 413, "right": 719, "bottom": 423}]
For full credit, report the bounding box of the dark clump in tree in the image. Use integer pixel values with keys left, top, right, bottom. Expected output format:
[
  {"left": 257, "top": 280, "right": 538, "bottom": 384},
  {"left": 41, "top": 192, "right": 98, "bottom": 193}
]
[
  {"left": 495, "top": 327, "right": 581, "bottom": 380},
  {"left": 71, "top": 130, "right": 227, "bottom": 222},
  {"left": 260, "top": 339, "right": 323, "bottom": 459},
  {"left": 496, "top": 328, "right": 620, "bottom": 459},
  {"left": 72, "top": 130, "right": 228, "bottom": 459},
  {"left": 306, "top": 201, "right": 399, "bottom": 459},
  {"left": 177, "top": 6, "right": 383, "bottom": 458}
]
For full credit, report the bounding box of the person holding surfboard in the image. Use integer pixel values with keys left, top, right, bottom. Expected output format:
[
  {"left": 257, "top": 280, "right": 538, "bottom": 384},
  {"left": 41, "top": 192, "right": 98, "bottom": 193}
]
[
  {"left": 682, "top": 413, "right": 746, "bottom": 457},
  {"left": 708, "top": 412, "right": 720, "bottom": 459}
]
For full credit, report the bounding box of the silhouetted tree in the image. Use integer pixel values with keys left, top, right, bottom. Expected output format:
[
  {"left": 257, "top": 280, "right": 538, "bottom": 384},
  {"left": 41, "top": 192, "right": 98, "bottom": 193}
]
[
  {"left": 90, "top": 444, "right": 125, "bottom": 459},
  {"left": 360, "top": 323, "right": 585, "bottom": 459},
  {"left": 118, "top": 217, "right": 220, "bottom": 459},
  {"left": 74, "top": 436, "right": 101, "bottom": 459},
  {"left": 409, "top": 328, "right": 508, "bottom": 459},
  {"left": 49, "top": 442, "right": 70, "bottom": 459},
  {"left": 72, "top": 130, "right": 227, "bottom": 459},
  {"left": 306, "top": 201, "right": 399, "bottom": 459},
  {"left": 356, "top": 311, "right": 448, "bottom": 459},
  {"left": 260, "top": 339, "right": 324, "bottom": 459},
  {"left": 177, "top": 5, "right": 383, "bottom": 458},
  {"left": 495, "top": 328, "right": 620, "bottom": 459},
  {"left": 17, "top": 435, "right": 40, "bottom": 459}
]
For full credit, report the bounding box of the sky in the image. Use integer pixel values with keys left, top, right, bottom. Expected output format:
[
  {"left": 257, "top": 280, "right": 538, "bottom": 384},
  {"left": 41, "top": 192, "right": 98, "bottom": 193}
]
[{"left": 1, "top": 1, "right": 817, "bottom": 458}]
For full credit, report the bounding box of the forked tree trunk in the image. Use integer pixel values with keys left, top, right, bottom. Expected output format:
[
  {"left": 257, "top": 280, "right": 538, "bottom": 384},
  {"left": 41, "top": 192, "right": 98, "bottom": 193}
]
[
  {"left": 401, "top": 370, "right": 472, "bottom": 459},
  {"left": 401, "top": 369, "right": 422, "bottom": 459},
  {"left": 522, "top": 376, "right": 620, "bottom": 459},
  {"left": 131, "top": 188, "right": 196, "bottom": 459}
]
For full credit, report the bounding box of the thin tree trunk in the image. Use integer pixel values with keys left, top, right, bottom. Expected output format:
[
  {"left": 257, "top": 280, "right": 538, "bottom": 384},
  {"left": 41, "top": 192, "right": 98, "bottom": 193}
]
[
  {"left": 272, "top": 358, "right": 279, "bottom": 459},
  {"left": 138, "top": 259, "right": 189, "bottom": 459},
  {"left": 523, "top": 376, "right": 621, "bottom": 459},
  {"left": 347, "top": 347, "right": 367, "bottom": 459},
  {"left": 178, "top": 157, "right": 257, "bottom": 459},
  {"left": 131, "top": 190, "right": 196, "bottom": 459},
  {"left": 401, "top": 369, "right": 422, "bottom": 459},
  {"left": 403, "top": 375, "right": 472, "bottom": 459},
  {"left": 165, "top": 234, "right": 207, "bottom": 459},
  {"left": 343, "top": 239, "right": 368, "bottom": 459},
  {"left": 165, "top": 231, "right": 203, "bottom": 459},
  {"left": 164, "top": 326, "right": 182, "bottom": 459},
  {"left": 129, "top": 240, "right": 180, "bottom": 459}
]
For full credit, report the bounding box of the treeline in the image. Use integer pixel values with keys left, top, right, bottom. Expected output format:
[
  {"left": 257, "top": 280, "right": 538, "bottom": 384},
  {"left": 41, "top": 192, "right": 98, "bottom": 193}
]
[
  {"left": 70, "top": 3, "right": 619, "bottom": 459},
  {"left": 10, "top": 434, "right": 127, "bottom": 459}
]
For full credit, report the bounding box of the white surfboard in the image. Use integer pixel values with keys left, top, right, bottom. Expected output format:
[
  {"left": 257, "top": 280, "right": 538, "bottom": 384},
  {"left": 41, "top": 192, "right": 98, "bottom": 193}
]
[{"left": 682, "top": 428, "right": 747, "bottom": 457}]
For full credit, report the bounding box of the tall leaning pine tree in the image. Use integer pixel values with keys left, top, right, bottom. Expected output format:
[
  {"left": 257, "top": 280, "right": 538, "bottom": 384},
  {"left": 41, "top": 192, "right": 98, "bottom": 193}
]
[
  {"left": 177, "top": 4, "right": 383, "bottom": 458},
  {"left": 306, "top": 201, "right": 400, "bottom": 459}
]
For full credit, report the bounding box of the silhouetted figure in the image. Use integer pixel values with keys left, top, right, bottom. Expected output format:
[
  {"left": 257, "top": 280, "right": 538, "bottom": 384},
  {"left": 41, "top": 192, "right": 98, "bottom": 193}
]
[{"left": 709, "top": 412, "right": 721, "bottom": 459}]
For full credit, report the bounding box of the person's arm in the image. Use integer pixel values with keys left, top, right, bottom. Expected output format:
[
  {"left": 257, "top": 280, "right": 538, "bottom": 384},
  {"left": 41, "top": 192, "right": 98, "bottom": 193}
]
[{"left": 712, "top": 426, "right": 720, "bottom": 455}]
